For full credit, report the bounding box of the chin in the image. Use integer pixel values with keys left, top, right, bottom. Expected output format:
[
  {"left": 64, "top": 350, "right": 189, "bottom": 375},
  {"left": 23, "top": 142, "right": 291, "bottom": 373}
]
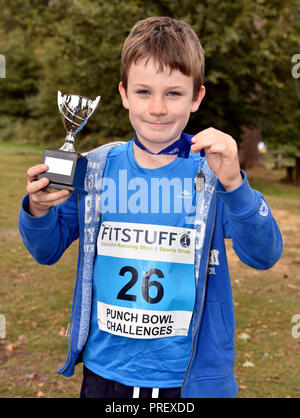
[{"left": 137, "top": 128, "right": 181, "bottom": 145}]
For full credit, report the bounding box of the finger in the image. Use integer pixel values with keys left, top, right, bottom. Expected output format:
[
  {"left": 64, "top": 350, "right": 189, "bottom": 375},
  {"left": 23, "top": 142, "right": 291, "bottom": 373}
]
[
  {"left": 191, "top": 126, "right": 234, "bottom": 147},
  {"left": 191, "top": 138, "right": 218, "bottom": 153},
  {"left": 27, "top": 176, "right": 50, "bottom": 194},
  {"left": 191, "top": 130, "right": 235, "bottom": 152},
  {"left": 205, "top": 143, "right": 228, "bottom": 154},
  {"left": 191, "top": 141, "right": 231, "bottom": 156},
  {"left": 48, "top": 192, "right": 72, "bottom": 207},
  {"left": 191, "top": 132, "right": 219, "bottom": 150},
  {"left": 33, "top": 189, "right": 71, "bottom": 205},
  {"left": 191, "top": 127, "right": 219, "bottom": 142},
  {"left": 29, "top": 189, "right": 71, "bottom": 210},
  {"left": 27, "top": 164, "right": 49, "bottom": 182}
]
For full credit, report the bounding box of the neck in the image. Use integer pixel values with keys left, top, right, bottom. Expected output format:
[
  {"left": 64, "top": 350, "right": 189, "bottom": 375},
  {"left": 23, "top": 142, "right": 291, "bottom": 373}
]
[{"left": 133, "top": 142, "right": 177, "bottom": 169}]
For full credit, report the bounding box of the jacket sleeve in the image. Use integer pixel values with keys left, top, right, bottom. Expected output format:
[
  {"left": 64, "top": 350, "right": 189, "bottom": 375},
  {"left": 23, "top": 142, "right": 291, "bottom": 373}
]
[
  {"left": 18, "top": 191, "right": 79, "bottom": 265},
  {"left": 218, "top": 171, "right": 283, "bottom": 270}
]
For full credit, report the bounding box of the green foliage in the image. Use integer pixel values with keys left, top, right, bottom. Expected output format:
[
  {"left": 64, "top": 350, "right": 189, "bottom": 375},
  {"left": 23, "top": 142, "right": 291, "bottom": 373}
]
[{"left": 0, "top": 0, "right": 299, "bottom": 150}]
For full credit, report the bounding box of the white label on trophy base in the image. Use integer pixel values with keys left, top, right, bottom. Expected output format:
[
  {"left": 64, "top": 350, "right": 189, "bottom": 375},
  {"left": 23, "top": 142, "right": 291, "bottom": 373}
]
[{"left": 45, "top": 157, "right": 74, "bottom": 176}]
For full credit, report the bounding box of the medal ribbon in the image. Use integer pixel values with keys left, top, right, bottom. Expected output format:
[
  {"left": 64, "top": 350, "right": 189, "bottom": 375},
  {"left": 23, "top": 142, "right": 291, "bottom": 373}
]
[
  {"left": 74, "top": 112, "right": 88, "bottom": 135},
  {"left": 133, "top": 132, "right": 205, "bottom": 159}
]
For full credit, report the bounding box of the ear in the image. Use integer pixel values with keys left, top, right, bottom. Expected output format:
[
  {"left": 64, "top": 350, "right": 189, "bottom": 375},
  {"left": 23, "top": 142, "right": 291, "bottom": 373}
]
[
  {"left": 119, "top": 82, "right": 129, "bottom": 110},
  {"left": 191, "top": 85, "right": 206, "bottom": 113}
]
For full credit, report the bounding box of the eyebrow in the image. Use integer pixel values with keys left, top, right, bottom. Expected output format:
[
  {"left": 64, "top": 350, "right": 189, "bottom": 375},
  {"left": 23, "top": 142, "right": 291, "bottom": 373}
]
[{"left": 133, "top": 83, "right": 185, "bottom": 89}]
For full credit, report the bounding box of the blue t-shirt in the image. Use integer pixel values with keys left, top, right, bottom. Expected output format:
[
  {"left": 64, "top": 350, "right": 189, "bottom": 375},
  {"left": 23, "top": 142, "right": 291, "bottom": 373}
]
[{"left": 83, "top": 140, "right": 200, "bottom": 388}]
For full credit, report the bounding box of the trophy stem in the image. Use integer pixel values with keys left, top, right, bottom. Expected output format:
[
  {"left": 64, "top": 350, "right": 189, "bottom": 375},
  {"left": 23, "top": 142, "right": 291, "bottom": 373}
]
[{"left": 59, "top": 132, "right": 76, "bottom": 152}]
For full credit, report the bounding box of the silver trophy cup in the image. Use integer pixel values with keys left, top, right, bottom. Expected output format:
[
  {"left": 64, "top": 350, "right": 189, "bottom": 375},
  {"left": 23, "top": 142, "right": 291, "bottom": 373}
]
[{"left": 38, "top": 91, "right": 100, "bottom": 193}]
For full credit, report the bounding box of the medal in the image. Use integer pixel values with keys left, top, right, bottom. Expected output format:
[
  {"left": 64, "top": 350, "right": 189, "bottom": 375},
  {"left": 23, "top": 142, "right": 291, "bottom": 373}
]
[
  {"left": 194, "top": 154, "right": 206, "bottom": 193},
  {"left": 194, "top": 171, "right": 205, "bottom": 193}
]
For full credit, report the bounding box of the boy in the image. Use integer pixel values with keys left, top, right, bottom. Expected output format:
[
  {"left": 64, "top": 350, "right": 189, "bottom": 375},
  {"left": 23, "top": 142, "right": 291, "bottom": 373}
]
[{"left": 19, "top": 17, "right": 282, "bottom": 398}]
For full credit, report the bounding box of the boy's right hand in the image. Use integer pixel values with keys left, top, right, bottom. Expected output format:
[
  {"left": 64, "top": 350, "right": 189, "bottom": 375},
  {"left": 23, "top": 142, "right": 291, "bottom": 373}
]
[{"left": 26, "top": 164, "right": 71, "bottom": 217}]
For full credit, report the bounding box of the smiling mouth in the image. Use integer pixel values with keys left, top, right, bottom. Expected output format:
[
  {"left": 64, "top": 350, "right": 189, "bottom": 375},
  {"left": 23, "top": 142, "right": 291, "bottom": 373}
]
[{"left": 147, "top": 121, "right": 171, "bottom": 127}]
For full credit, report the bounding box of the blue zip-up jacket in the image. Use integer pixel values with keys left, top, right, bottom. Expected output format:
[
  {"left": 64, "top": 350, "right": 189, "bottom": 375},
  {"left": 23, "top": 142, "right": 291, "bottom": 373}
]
[{"left": 19, "top": 138, "right": 282, "bottom": 398}]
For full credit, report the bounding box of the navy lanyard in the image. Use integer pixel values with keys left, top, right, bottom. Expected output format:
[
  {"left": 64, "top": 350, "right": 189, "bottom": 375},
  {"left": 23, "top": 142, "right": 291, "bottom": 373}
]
[
  {"left": 133, "top": 132, "right": 205, "bottom": 159},
  {"left": 133, "top": 132, "right": 206, "bottom": 192}
]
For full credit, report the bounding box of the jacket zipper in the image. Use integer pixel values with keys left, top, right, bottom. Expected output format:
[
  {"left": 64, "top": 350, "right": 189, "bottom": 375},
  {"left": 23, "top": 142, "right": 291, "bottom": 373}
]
[
  {"left": 58, "top": 143, "right": 125, "bottom": 375},
  {"left": 180, "top": 192, "right": 217, "bottom": 396},
  {"left": 58, "top": 193, "right": 81, "bottom": 374}
]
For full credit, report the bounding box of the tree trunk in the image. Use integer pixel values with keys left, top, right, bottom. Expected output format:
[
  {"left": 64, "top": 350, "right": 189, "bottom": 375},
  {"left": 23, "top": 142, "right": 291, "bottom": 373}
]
[
  {"left": 239, "top": 127, "right": 263, "bottom": 169},
  {"left": 295, "top": 155, "right": 300, "bottom": 186}
]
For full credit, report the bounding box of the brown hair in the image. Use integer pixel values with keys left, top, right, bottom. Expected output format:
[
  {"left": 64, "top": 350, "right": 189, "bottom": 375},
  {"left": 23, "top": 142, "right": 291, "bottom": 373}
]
[{"left": 121, "top": 16, "right": 205, "bottom": 99}]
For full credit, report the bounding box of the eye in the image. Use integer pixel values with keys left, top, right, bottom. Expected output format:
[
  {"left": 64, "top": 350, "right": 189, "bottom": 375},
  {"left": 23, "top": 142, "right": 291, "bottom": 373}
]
[
  {"left": 168, "top": 91, "right": 181, "bottom": 96},
  {"left": 137, "top": 90, "right": 150, "bottom": 95}
]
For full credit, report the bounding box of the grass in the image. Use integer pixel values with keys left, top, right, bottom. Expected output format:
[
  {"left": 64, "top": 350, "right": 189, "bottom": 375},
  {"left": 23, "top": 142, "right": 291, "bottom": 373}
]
[
  {"left": 0, "top": 142, "right": 300, "bottom": 398},
  {"left": 0, "top": 142, "right": 82, "bottom": 397},
  {"left": 228, "top": 164, "right": 300, "bottom": 397}
]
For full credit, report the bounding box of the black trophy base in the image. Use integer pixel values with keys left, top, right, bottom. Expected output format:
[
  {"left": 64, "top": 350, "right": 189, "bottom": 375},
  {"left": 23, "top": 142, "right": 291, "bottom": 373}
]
[{"left": 37, "top": 148, "right": 87, "bottom": 193}]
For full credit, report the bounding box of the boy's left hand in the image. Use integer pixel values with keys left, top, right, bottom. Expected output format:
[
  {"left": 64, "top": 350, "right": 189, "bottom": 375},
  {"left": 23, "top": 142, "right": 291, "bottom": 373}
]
[{"left": 191, "top": 127, "right": 243, "bottom": 192}]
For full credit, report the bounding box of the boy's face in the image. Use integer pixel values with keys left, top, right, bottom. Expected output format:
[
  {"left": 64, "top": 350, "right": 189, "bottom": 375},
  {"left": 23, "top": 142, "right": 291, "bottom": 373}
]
[{"left": 119, "top": 57, "right": 205, "bottom": 151}]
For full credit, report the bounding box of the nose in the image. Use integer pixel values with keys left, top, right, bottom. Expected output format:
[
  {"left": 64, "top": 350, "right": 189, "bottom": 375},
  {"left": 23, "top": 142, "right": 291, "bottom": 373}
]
[{"left": 149, "top": 96, "right": 167, "bottom": 116}]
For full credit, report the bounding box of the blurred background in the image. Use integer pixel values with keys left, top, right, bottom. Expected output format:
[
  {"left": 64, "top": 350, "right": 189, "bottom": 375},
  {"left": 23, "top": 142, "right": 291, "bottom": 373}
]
[
  {"left": 0, "top": 0, "right": 299, "bottom": 161},
  {"left": 0, "top": 0, "right": 300, "bottom": 398}
]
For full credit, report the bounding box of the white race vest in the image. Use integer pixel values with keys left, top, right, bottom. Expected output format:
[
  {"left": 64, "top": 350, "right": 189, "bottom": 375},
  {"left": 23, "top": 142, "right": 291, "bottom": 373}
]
[{"left": 95, "top": 222, "right": 196, "bottom": 339}]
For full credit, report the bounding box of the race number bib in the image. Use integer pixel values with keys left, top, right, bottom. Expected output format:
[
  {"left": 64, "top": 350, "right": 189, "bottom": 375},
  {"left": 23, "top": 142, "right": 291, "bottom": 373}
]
[{"left": 95, "top": 222, "right": 196, "bottom": 339}]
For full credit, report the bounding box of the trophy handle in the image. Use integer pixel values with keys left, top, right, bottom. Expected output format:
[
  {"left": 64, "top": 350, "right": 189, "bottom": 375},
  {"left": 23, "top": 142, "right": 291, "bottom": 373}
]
[
  {"left": 89, "top": 96, "right": 101, "bottom": 117},
  {"left": 57, "top": 90, "right": 63, "bottom": 113}
]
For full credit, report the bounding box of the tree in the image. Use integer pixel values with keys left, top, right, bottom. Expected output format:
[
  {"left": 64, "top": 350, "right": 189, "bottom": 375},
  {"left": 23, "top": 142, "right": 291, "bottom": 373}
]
[
  {"left": 0, "top": 0, "right": 42, "bottom": 141},
  {"left": 181, "top": 0, "right": 300, "bottom": 164},
  {"left": 0, "top": 0, "right": 299, "bottom": 160}
]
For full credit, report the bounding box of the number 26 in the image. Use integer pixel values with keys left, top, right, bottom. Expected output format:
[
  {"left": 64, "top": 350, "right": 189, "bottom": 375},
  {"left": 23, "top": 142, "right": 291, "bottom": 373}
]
[{"left": 117, "top": 266, "right": 164, "bottom": 304}]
